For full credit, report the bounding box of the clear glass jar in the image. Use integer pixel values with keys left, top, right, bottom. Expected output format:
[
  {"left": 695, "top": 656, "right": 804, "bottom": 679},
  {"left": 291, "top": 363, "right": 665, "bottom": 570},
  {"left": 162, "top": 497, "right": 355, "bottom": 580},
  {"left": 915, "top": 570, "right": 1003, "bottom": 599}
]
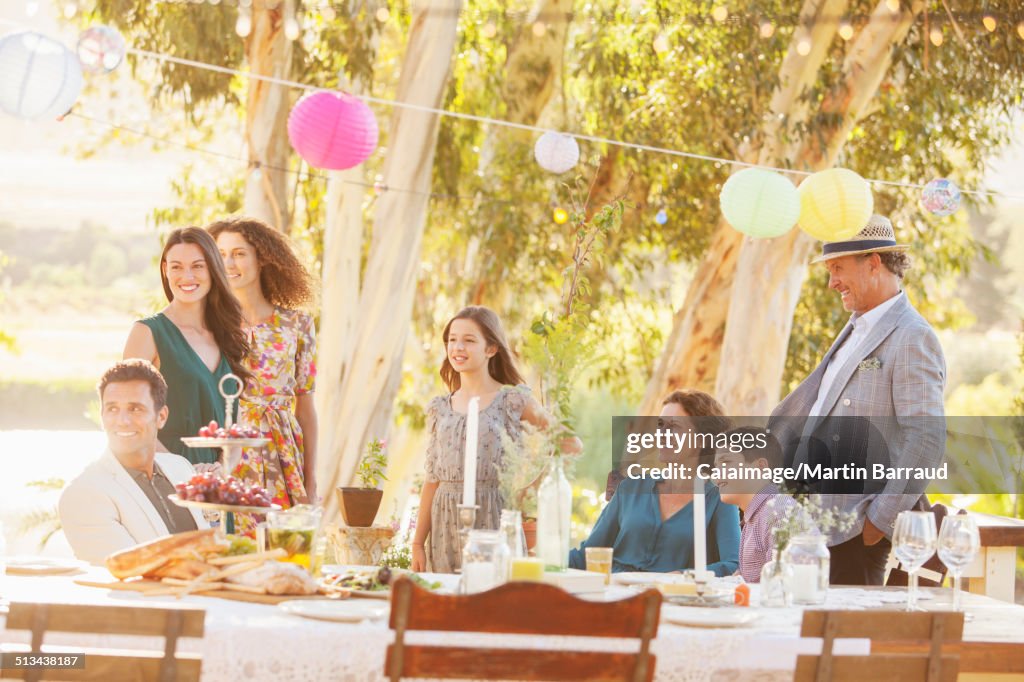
[
  {"left": 499, "top": 509, "right": 526, "bottom": 559},
  {"left": 536, "top": 455, "right": 571, "bottom": 571},
  {"left": 783, "top": 534, "right": 830, "bottom": 605},
  {"left": 759, "top": 549, "right": 793, "bottom": 607},
  {"left": 461, "top": 530, "right": 510, "bottom": 594}
]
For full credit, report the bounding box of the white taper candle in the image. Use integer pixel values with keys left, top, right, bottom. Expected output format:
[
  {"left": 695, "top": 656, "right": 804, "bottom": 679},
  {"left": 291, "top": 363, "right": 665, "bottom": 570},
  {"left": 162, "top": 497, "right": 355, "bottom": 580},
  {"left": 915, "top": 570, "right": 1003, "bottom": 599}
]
[{"left": 462, "top": 397, "right": 480, "bottom": 507}]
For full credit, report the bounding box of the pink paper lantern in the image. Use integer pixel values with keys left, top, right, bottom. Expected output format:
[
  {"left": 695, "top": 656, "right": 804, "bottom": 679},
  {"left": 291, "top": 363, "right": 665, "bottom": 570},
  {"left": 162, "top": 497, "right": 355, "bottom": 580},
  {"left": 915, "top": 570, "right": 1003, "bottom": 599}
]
[{"left": 287, "top": 91, "right": 378, "bottom": 170}]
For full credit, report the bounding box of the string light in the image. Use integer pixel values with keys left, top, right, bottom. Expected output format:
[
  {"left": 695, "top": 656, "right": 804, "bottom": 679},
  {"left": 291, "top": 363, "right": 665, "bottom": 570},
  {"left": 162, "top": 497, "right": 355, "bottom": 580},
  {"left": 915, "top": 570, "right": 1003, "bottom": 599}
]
[
  {"left": 758, "top": 20, "right": 774, "bottom": 38},
  {"left": 838, "top": 20, "right": 854, "bottom": 41},
  {"left": 885, "top": 0, "right": 900, "bottom": 13},
  {"left": 481, "top": 21, "right": 497, "bottom": 38},
  {"left": 552, "top": 207, "right": 568, "bottom": 224},
  {"left": 375, "top": 7, "right": 389, "bottom": 22},
  {"left": 1018, "top": 21, "right": 1024, "bottom": 40},
  {"left": 929, "top": 27, "right": 943, "bottom": 46},
  {"left": 283, "top": 0, "right": 299, "bottom": 41},
  {"left": 652, "top": 33, "right": 669, "bottom": 53},
  {"left": 235, "top": 5, "right": 252, "bottom": 37},
  {"left": 532, "top": 21, "right": 546, "bottom": 37},
  {"left": 321, "top": 6, "right": 335, "bottom": 21},
  {"left": 711, "top": 6, "right": 728, "bottom": 23},
  {"left": 982, "top": 14, "right": 996, "bottom": 32},
  {"left": 62, "top": 2, "right": 78, "bottom": 19},
  {"left": 24, "top": 1, "right": 39, "bottom": 17},
  {"left": 795, "top": 35, "right": 811, "bottom": 55}
]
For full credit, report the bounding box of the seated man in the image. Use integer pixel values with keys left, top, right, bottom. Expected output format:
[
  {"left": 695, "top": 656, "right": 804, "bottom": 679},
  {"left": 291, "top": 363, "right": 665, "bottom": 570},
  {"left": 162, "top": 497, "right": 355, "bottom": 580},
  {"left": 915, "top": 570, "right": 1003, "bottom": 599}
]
[
  {"left": 714, "top": 427, "right": 799, "bottom": 583},
  {"left": 59, "top": 360, "right": 207, "bottom": 564}
]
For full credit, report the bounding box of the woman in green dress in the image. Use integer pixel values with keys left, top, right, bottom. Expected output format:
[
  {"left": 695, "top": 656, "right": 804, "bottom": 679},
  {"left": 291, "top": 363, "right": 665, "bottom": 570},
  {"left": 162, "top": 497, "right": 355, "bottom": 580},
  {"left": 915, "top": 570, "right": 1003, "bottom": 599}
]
[{"left": 123, "top": 227, "right": 251, "bottom": 469}]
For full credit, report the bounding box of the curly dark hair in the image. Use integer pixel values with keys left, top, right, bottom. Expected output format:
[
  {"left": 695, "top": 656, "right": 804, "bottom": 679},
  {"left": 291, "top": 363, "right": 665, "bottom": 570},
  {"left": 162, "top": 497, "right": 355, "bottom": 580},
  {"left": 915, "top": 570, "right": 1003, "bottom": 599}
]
[
  {"left": 872, "top": 251, "right": 912, "bottom": 279},
  {"left": 206, "top": 216, "right": 315, "bottom": 309},
  {"left": 99, "top": 359, "right": 168, "bottom": 411},
  {"left": 662, "top": 389, "right": 733, "bottom": 466},
  {"left": 159, "top": 227, "right": 252, "bottom": 384}
]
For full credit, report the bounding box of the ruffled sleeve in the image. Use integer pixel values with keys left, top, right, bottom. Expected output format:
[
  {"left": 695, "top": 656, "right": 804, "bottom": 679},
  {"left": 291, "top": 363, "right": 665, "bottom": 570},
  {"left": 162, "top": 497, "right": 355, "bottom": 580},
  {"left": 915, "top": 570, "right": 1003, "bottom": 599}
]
[
  {"left": 501, "top": 384, "right": 532, "bottom": 426},
  {"left": 294, "top": 311, "right": 317, "bottom": 395},
  {"left": 423, "top": 396, "right": 447, "bottom": 483}
]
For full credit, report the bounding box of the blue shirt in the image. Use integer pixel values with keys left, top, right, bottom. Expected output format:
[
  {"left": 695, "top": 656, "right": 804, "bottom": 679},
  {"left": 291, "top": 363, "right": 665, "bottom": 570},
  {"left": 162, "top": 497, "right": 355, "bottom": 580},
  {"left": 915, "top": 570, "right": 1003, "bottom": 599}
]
[{"left": 569, "top": 478, "right": 740, "bottom": 576}]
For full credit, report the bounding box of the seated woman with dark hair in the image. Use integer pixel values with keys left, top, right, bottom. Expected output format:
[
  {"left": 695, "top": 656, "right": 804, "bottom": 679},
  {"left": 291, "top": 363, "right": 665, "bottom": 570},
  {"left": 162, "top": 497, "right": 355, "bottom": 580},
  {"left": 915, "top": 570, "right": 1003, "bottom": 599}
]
[{"left": 569, "top": 390, "right": 740, "bottom": 576}]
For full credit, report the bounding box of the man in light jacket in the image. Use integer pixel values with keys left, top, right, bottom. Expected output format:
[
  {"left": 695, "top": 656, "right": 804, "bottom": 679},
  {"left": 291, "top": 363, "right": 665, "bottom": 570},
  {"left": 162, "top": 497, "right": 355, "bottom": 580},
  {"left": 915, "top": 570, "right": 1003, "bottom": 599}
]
[
  {"left": 770, "top": 215, "right": 946, "bottom": 585},
  {"left": 59, "top": 360, "right": 207, "bottom": 564}
]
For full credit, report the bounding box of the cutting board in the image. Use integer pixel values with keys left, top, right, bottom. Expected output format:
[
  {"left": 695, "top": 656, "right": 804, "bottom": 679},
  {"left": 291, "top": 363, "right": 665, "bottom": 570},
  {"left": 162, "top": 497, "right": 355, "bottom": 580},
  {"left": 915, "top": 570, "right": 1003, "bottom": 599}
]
[{"left": 74, "top": 578, "right": 340, "bottom": 606}]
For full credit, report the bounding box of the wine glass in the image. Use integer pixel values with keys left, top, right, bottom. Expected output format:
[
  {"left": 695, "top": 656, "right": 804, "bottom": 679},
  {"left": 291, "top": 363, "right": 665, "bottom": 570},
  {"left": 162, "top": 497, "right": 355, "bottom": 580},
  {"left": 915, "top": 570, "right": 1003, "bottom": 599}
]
[
  {"left": 937, "top": 514, "right": 980, "bottom": 612},
  {"left": 892, "top": 511, "right": 937, "bottom": 611}
]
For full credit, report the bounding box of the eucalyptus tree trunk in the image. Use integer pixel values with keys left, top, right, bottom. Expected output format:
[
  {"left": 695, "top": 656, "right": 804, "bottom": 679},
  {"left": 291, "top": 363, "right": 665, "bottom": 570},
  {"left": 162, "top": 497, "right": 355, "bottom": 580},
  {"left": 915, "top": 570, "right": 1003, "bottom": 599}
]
[
  {"left": 715, "top": 3, "right": 918, "bottom": 414},
  {"left": 317, "top": 0, "right": 462, "bottom": 519},
  {"left": 640, "top": 0, "right": 917, "bottom": 415},
  {"left": 242, "top": 0, "right": 294, "bottom": 232}
]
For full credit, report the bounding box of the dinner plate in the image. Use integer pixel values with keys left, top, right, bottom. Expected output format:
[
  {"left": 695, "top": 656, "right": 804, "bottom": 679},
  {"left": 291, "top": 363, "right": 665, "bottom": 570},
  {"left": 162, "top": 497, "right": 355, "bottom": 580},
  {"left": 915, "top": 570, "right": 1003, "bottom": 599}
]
[
  {"left": 278, "top": 599, "right": 388, "bottom": 622},
  {"left": 661, "top": 605, "right": 758, "bottom": 628},
  {"left": 612, "top": 572, "right": 668, "bottom": 586},
  {"left": 5, "top": 556, "right": 88, "bottom": 576},
  {"left": 180, "top": 436, "right": 269, "bottom": 448}
]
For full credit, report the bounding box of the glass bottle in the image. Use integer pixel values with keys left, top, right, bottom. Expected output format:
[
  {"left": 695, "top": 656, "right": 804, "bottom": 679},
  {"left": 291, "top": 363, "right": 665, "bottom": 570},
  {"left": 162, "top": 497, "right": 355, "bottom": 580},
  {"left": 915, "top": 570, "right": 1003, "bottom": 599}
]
[
  {"left": 759, "top": 548, "right": 793, "bottom": 607},
  {"left": 536, "top": 455, "right": 572, "bottom": 571},
  {"left": 499, "top": 509, "right": 526, "bottom": 559},
  {"left": 783, "top": 534, "right": 830, "bottom": 605}
]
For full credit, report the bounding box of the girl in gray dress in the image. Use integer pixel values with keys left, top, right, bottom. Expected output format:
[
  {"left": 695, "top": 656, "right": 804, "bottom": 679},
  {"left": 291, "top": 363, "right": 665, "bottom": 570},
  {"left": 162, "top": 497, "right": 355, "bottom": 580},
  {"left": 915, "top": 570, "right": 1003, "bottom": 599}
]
[{"left": 411, "top": 306, "right": 550, "bottom": 573}]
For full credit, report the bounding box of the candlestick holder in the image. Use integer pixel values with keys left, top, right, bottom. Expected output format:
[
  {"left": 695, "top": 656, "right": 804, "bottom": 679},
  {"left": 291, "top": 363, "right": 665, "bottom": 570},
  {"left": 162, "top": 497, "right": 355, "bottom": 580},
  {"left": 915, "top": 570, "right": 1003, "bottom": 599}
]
[{"left": 456, "top": 503, "right": 479, "bottom": 571}]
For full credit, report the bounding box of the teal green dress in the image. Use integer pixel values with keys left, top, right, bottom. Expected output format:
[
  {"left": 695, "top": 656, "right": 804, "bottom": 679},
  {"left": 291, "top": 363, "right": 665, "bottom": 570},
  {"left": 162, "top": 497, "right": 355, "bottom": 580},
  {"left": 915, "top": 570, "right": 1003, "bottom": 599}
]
[{"left": 141, "top": 313, "right": 237, "bottom": 466}]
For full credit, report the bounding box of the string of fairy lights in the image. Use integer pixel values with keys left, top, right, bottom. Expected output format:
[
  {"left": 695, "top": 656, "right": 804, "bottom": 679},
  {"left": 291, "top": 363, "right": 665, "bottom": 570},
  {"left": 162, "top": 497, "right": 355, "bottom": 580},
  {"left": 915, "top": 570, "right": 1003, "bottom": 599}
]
[{"left": 25, "top": 0, "right": 1024, "bottom": 46}]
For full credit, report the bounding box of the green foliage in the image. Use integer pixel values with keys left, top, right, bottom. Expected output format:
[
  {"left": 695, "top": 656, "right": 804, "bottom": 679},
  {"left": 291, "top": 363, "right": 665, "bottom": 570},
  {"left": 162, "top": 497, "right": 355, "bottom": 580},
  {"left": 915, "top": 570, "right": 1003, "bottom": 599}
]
[
  {"left": 356, "top": 438, "right": 389, "bottom": 489},
  {"left": 379, "top": 542, "right": 412, "bottom": 569},
  {"left": 149, "top": 163, "right": 244, "bottom": 229}
]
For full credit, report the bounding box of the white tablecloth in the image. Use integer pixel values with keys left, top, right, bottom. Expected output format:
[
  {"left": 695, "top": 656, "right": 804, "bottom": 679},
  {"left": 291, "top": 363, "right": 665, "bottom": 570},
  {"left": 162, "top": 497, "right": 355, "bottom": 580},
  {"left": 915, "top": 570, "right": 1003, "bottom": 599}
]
[{"left": 3, "top": 569, "right": 1023, "bottom": 682}]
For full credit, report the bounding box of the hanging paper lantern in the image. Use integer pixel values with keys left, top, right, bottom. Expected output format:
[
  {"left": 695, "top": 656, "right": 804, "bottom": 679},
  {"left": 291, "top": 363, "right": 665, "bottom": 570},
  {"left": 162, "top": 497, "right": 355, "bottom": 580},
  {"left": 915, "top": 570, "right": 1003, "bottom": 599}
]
[
  {"left": 287, "top": 91, "right": 378, "bottom": 170},
  {"left": 77, "top": 25, "right": 126, "bottom": 74},
  {"left": 920, "top": 178, "right": 961, "bottom": 216},
  {"left": 719, "top": 168, "right": 800, "bottom": 238},
  {"left": 0, "top": 31, "right": 83, "bottom": 120},
  {"left": 533, "top": 131, "right": 579, "bottom": 174},
  {"left": 655, "top": 209, "right": 668, "bottom": 225},
  {"left": 797, "top": 168, "right": 874, "bottom": 241}
]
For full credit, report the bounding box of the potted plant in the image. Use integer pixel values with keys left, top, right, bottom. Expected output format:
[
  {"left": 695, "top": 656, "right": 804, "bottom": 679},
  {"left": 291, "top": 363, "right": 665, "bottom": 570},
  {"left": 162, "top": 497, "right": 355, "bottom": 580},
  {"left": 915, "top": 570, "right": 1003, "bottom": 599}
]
[{"left": 336, "top": 438, "right": 388, "bottom": 527}]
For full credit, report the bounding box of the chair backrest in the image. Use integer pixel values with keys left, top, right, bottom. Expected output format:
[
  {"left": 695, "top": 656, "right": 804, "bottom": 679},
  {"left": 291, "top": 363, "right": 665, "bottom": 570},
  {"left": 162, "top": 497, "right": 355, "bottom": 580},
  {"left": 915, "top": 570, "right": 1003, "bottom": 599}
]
[
  {"left": 2, "top": 601, "right": 205, "bottom": 682},
  {"left": 794, "top": 610, "right": 964, "bottom": 682},
  {"left": 386, "top": 577, "right": 662, "bottom": 682}
]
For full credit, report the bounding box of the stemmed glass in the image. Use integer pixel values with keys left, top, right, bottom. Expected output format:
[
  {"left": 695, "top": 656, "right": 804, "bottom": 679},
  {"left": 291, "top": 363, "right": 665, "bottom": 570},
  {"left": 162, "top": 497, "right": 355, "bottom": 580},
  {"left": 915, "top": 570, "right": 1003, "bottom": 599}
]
[
  {"left": 892, "top": 511, "right": 937, "bottom": 611},
  {"left": 937, "top": 514, "right": 980, "bottom": 612}
]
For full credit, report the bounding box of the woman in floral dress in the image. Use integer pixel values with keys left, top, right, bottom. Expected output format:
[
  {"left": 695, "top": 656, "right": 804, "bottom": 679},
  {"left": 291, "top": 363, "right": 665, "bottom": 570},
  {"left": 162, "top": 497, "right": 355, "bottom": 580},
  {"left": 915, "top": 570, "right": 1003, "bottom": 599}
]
[{"left": 207, "top": 217, "right": 318, "bottom": 535}]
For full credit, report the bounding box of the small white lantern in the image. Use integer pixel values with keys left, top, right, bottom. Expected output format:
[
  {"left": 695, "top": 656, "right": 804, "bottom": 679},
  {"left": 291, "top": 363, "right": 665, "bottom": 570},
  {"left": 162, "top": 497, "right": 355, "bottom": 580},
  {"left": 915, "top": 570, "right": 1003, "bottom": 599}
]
[
  {"left": 0, "top": 31, "right": 83, "bottom": 120},
  {"left": 534, "top": 131, "right": 580, "bottom": 174}
]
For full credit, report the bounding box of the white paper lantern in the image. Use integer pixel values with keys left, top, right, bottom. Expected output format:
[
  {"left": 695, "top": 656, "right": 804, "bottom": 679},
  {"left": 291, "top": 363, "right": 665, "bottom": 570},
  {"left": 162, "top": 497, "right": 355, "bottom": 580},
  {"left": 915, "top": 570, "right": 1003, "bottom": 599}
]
[
  {"left": 534, "top": 131, "right": 579, "bottom": 174},
  {"left": 77, "top": 25, "right": 126, "bottom": 74},
  {"left": 0, "top": 31, "right": 83, "bottom": 120},
  {"left": 719, "top": 168, "right": 800, "bottom": 238}
]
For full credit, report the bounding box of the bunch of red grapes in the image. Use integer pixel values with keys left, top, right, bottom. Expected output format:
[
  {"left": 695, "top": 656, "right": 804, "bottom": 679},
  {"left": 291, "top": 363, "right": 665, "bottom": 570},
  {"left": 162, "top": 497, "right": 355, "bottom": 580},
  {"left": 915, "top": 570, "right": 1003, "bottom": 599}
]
[
  {"left": 175, "top": 473, "right": 272, "bottom": 507},
  {"left": 196, "top": 420, "right": 261, "bottom": 439}
]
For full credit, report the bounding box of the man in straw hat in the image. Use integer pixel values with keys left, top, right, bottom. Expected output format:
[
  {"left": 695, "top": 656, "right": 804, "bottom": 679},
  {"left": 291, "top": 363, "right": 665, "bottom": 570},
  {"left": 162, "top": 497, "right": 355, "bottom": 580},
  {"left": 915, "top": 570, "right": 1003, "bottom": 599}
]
[{"left": 769, "top": 214, "right": 946, "bottom": 585}]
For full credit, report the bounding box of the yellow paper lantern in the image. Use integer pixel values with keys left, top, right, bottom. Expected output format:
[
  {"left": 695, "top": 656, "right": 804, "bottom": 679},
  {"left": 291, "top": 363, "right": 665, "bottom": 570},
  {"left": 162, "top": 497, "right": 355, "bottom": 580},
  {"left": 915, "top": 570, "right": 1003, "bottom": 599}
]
[
  {"left": 719, "top": 168, "right": 800, "bottom": 238},
  {"left": 797, "top": 168, "right": 874, "bottom": 241}
]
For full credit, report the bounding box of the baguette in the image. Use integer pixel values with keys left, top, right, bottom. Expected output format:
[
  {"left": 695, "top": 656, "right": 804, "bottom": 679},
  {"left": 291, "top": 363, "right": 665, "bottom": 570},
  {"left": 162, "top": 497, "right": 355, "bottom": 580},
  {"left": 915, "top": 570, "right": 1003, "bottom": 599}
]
[{"left": 105, "top": 529, "right": 227, "bottom": 579}]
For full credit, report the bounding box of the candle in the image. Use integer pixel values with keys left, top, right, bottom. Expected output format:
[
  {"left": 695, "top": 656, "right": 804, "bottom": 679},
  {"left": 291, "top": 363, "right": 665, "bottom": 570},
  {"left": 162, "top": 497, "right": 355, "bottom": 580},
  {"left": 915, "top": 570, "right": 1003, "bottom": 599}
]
[
  {"left": 462, "top": 397, "right": 480, "bottom": 507},
  {"left": 789, "top": 564, "right": 819, "bottom": 603},
  {"left": 693, "top": 472, "right": 707, "bottom": 579}
]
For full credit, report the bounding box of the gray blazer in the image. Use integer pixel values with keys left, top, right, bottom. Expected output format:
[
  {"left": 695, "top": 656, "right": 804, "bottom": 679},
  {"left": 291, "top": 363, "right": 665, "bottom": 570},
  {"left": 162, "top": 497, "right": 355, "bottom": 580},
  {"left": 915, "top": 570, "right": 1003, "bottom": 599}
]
[{"left": 770, "top": 294, "right": 946, "bottom": 544}]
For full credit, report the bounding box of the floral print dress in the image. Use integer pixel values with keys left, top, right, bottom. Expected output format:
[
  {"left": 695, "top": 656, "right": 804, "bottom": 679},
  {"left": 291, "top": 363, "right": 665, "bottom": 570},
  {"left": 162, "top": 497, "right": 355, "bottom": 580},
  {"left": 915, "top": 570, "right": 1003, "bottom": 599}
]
[{"left": 233, "top": 307, "right": 317, "bottom": 536}]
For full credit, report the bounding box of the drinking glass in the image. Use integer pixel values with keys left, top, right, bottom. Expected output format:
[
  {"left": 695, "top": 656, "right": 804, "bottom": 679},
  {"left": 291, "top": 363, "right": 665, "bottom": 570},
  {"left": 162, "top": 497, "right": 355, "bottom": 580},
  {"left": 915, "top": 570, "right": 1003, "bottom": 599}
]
[
  {"left": 892, "top": 511, "right": 937, "bottom": 611},
  {"left": 585, "top": 547, "right": 613, "bottom": 585},
  {"left": 267, "top": 505, "right": 323, "bottom": 570},
  {"left": 937, "top": 514, "right": 980, "bottom": 612}
]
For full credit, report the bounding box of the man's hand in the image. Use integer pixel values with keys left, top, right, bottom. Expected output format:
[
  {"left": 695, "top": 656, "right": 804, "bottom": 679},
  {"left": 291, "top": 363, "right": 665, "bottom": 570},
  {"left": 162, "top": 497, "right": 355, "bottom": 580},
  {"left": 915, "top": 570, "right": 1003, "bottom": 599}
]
[{"left": 862, "top": 518, "right": 885, "bottom": 546}]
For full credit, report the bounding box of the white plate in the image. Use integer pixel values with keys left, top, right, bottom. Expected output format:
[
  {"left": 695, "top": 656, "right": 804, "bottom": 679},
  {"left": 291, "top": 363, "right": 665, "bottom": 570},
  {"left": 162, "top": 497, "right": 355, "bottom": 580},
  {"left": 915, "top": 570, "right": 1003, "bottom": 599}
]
[
  {"left": 612, "top": 572, "right": 671, "bottom": 586},
  {"left": 5, "top": 556, "right": 88, "bottom": 576},
  {"left": 167, "top": 495, "right": 281, "bottom": 514},
  {"left": 661, "top": 605, "right": 758, "bottom": 628},
  {"left": 278, "top": 599, "right": 388, "bottom": 623}
]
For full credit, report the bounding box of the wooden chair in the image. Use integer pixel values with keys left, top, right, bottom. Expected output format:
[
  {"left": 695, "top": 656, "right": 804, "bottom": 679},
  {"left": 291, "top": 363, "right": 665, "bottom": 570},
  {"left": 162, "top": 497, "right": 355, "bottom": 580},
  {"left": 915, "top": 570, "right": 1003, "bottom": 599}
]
[
  {"left": 794, "top": 610, "right": 964, "bottom": 682},
  {"left": 385, "top": 576, "right": 662, "bottom": 682},
  {"left": 1, "top": 601, "right": 204, "bottom": 682}
]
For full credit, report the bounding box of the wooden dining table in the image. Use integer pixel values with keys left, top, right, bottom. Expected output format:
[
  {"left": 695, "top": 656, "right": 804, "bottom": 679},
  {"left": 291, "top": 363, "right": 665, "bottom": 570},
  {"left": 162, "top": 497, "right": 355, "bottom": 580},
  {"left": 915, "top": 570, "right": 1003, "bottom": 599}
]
[{"left": 2, "top": 567, "right": 1023, "bottom": 682}]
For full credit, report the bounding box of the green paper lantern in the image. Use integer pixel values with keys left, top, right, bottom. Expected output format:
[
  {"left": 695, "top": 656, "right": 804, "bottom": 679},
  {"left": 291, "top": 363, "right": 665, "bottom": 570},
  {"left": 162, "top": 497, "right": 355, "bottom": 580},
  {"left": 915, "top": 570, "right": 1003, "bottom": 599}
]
[
  {"left": 719, "top": 168, "right": 800, "bottom": 238},
  {"left": 798, "top": 168, "right": 874, "bottom": 241}
]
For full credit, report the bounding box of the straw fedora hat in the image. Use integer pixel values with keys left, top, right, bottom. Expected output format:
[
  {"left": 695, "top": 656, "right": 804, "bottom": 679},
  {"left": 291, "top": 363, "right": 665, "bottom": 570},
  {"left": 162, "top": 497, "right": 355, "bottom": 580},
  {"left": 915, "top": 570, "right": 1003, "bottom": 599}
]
[{"left": 811, "top": 214, "right": 910, "bottom": 264}]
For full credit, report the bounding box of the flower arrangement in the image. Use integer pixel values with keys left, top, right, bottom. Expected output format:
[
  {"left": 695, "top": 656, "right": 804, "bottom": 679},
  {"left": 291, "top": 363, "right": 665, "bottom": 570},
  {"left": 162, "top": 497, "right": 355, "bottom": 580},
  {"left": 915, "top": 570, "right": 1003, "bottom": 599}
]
[
  {"left": 497, "top": 422, "right": 548, "bottom": 518},
  {"left": 768, "top": 494, "right": 858, "bottom": 556}
]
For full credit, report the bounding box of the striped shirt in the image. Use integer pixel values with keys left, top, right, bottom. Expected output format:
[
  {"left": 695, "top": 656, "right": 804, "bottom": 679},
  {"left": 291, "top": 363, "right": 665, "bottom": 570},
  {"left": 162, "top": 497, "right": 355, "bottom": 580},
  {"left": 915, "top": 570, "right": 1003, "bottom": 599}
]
[{"left": 739, "top": 486, "right": 797, "bottom": 583}]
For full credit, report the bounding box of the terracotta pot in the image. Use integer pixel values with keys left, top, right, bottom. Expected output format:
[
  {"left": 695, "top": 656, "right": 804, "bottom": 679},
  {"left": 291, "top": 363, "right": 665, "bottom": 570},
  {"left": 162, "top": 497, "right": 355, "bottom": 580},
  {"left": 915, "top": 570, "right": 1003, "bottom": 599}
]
[
  {"left": 336, "top": 487, "right": 383, "bottom": 527},
  {"left": 522, "top": 519, "right": 538, "bottom": 552}
]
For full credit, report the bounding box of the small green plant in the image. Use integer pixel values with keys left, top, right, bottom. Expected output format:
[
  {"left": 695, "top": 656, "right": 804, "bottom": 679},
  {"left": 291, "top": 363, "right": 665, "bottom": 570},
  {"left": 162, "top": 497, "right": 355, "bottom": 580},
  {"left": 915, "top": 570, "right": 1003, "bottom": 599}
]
[
  {"left": 379, "top": 543, "right": 412, "bottom": 569},
  {"left": 768, "top": 494, "right": 857, "bottom": 556},
  {"left": 356, "top": 438, "right": 388, "bottom": 489}
]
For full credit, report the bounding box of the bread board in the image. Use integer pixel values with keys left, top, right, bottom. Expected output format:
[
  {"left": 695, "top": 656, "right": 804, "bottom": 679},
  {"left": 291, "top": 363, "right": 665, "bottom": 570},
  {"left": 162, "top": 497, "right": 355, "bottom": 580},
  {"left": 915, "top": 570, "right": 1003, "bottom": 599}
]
[{"left": 74, "top": 578, "right": 333, "bottom": 605}]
